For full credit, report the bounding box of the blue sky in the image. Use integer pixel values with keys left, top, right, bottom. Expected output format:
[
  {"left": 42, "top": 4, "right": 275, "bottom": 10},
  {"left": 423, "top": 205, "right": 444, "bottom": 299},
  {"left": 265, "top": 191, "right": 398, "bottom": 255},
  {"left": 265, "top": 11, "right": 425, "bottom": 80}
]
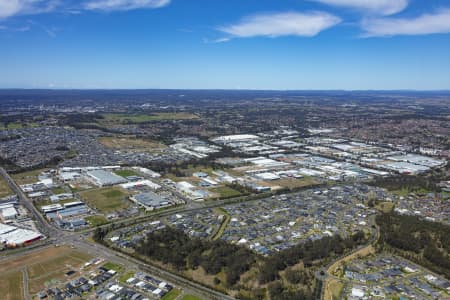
[{"left": 1, "top": 0, "right": 450, "bottom": 90}]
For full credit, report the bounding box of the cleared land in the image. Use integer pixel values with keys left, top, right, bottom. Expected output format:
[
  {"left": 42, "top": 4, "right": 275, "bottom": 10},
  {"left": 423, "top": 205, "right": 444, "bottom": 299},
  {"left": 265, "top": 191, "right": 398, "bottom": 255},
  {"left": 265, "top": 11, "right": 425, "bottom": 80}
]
[
  {"left": 0, "top": 271, "right": 23, "bottom": 300},
  {"left": 323, "top": 278, "right": 344, "bottom": 300},
  {"left": 85, "top": 215, "right": 109, "bottom": 226},
  {"left": 79, "top": 187, "right": 130, "bottom": 213},
  {"left": 182, "top": 295, "right": 203, "bottom": 300},
  {"left": 0, "top": 176, "right": 13, "bottom": 198},
  {"left": 209, "top": 186, "right": 242, "bottom": 199},
  {"left": 0, "top": 246, "right": 92, "bottom": 295},
  {"left": 270, "top": 177, "right": 317, "bottom": 189},
  {"left": 99, "top": 136, "right": 166, "bottom": 152},
  {"left": 101, "top": 113, "right": 199, "bottom": 124},
  {"left": 11, "top": 168, "right": 47, "bottom": 185},
  {"left": 161, "top": 288, "right": 181, "bottom": 300}
]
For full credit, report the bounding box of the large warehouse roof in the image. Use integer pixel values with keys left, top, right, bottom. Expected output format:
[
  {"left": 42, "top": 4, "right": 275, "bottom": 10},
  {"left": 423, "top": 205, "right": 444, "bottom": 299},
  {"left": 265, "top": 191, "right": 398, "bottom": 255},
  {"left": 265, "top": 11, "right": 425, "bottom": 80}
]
[
  {"left": 131, "top": 192, "right": 171, "bottom": 210},
  {"left": 87, "top": 169, "right": 127, "bottom": 186},
  {"left": 0, "top": 223, "right": 42, "bottom": 246}
]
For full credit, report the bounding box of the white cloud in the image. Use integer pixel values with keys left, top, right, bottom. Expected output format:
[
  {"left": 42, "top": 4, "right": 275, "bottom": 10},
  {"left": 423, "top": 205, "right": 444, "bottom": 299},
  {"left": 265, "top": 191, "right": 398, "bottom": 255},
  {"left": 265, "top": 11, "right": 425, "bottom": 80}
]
[
  {"left": 218, "top": 11, "right": 341, "bottom": 39},
  {"left": 362, "top": 9, "right": 450, "bottom": 37},
  {"left": 0, "top": 0, "right": 58, "bottom": 19},
  {"left": 84, "top": 0, "right": 170, "bottom": 11},
  {"left": 312, "top": 0, "right": 408, "bottom": 16}
]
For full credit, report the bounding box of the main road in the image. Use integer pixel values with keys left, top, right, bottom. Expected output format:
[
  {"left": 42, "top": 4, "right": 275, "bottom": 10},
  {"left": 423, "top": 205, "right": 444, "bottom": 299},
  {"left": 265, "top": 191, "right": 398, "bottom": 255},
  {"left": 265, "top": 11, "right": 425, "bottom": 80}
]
[{"left": 0, "top": 167, "right": 235, "bottom": 300}]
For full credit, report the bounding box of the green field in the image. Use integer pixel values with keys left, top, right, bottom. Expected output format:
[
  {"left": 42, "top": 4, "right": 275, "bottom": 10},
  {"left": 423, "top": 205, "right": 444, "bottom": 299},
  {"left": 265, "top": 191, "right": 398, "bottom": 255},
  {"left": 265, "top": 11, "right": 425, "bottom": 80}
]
[
  {"left": 85, "top": 215, "right": 109, "bottom": 226},
  {"left": 102, "top": 262, "right": 123, "bottom": 272},
  {"left": 114, "top": 169, "right": 140, "bottom": 178},
  {"left": 11, "top": 168, "right": 47, "bottom": 185},
  {"left": 0, "top": 271, "right": 23, "bottom": 300},
  {"left": 79, "top": 187, "right": 129, "bottom": 213},
  {"left": 52, "top": 186, "right": 67, "bottom": 194},
  {"left": 0, "top": 177, "right": 13, "bottom": 198},
  {"left": 210, "top": 186, "right": 242, "bottom": 199},
  {"left": 0, "top": 122, "right": 39, "bottom": 130},
  {"left": 118, "top": 271, "right": 135, "bottom": 283},
  {"left": 161, "top": 288, "right": 181, "bottom": 300},
  {"left": 181, "top": 295, "right": 203, "bottom": 300},
  {"left": 101, "top": 112, "right": 199, "bottom": 124}
]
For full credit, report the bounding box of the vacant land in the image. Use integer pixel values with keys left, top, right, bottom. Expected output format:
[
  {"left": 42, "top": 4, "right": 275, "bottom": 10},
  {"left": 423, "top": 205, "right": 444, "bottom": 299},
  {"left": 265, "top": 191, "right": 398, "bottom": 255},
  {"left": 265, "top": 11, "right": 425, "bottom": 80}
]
[
  {"left": 271, "top": 177, "right": 317, "bottom": 189},
  {"left": 11, "top": 168, "right": 47, "bottom": 185},
  {"left": 101, "top": 112, "right": 199, "bottom": 124},
  {"left": 210, "top": 186, "right": 242, "bottom": 199},
  {"left": 0, "top": 271, "right": 23, "bottom": 300},
  {"left": 114, "top": 169, "right": 141, "bottom": 178},
  {"left": 0, "top": 246, "right": 92, "bottom": 295},
  {"left": 323, "top": 278, "right": 344, "bottom": 300},
  {"left": 85, "top": 215, "right": 109, "bottom": 226},
  {"left": 99, "top": 136, "right": 166, "bottom": 152},
  {"left": 0, "top": 176, "right": 13, "bottom": 198},
  {"left": 102, "top": 262, "right": 123, "bottom": 272},
  {"left": 79, "top": 187, "right": 130, "bottom": 213},
  {"left": 181, "top": 295, "right": 203, "bottom": 300},
  {"left": 161, "top": 288, "right": 181, "bottom": 300}
]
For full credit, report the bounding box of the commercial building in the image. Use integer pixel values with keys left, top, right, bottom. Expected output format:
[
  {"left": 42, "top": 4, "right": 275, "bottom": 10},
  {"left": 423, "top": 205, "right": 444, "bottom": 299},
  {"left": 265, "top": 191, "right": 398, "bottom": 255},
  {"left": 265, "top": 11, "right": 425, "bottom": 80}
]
[
  {"left": 130, "top": 192, "right": 173, "bottom": 211},
  {"left": 0, "top": 206, "right": 18, "bottom": 220},
  {"left": 0, "top": 223, "right": 43, "bottom": 247},
  {"left": 87, "top": 170, "right": 127, "bottom": 187}
]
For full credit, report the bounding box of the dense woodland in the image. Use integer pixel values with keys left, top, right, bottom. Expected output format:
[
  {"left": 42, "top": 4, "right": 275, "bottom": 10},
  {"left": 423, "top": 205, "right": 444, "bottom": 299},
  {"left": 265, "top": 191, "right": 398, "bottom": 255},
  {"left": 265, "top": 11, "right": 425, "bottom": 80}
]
[
  {"left": 128, "top": 227, "right": 367, "bottom": 300},
  {"left": 376, "top": 212, "right": 450, "bottom": 279}
]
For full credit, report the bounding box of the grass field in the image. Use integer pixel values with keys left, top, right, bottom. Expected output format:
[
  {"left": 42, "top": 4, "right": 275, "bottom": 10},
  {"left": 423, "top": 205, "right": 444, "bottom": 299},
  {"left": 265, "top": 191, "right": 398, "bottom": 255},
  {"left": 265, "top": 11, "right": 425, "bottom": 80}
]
[
  {"left": 99, "top": 136, "right": 166, "bottom": 152},
  {"left": 52, "top": 186, "right": 67, "bottom": 194},
  {"left": 323, "top": 279, "right": 344, "bottom": 300},
  {"left": 0, "top": 271, "right": 23, "bottom": 300},
  {"left": 0, "top": 176, "right": 13, "bottom": 198},
  {"left": 85, "top": 215, "right": 109, "bottom": 226},
  {"left": 118, "top": 271, "right": 135, "bottom": 283},
  {"left": 114, "top": 169, "right": 141, "bottom": 178},
  {"left": 102, "top": 262, "right": 123, "bottom": 272},
  {"left": 182, "top": 295, "right": 203, "bottom": 300},
  {"left": 376, "top": 201, "right": 395, "bottom": 213},
  {"left": 101, "top": 112, "right": 199, "bottom": 124},
  {"left": 0, "top": 246, "right": 92, "bottom": 295},
  {"left": 271, "top": 177, "right": 317, "bottom": 189},
  {"left": 0, "top": 122, "right": 39, "bottom": 130},
  {"left": 161, "top": 288, "right": 181, "bottom": 300},
  {"left": 79, "top": 187, "right": 129, "bottom": 213},
  {"left": 209, "top": 186, "right": 242, "bottom": 199},
  {"left": 211, "top": 210, "right": 230, "bottom": 241},
  {"left": 11, "top": 168, "right": 47, "bottom": 185}
]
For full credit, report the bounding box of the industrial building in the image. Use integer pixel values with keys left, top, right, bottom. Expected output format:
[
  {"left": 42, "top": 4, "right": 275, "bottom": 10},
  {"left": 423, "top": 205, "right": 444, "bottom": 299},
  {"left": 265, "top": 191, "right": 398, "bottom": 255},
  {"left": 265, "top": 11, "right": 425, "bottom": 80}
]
[
  {"left": 0, "top": 223, "right": 43, "bottom": 247},
  {"left": 87, "top": 170, "right": 127, "bottom": 187},
  {"left": 130, "top": 192, "right": 173, "bottom": 211}
]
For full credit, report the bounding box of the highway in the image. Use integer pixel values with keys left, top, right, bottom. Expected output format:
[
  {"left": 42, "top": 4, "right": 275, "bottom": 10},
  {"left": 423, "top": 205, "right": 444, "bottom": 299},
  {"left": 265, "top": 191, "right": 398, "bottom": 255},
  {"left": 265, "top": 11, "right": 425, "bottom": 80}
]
[{"left": 0, "top": 168, "right": 235, "bottom": 300}]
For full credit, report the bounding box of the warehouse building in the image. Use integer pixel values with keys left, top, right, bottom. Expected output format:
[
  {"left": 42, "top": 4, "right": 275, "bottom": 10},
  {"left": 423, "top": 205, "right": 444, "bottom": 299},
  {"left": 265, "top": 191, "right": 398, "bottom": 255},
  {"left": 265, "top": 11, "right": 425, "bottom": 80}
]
[
  {"left": 130, "top": 192, "right": 173, "bottom": 211},
  {"left": 0, "top": 223, "right": 43, "bottom": 247},
  {"left": 86, "top": 170, "right": 127, "bottom": 187}
]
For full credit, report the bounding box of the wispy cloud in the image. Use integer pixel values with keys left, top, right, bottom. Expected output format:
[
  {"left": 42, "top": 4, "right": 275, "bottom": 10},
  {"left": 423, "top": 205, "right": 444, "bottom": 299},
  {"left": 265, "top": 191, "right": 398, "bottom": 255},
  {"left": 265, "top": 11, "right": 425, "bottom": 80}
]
[
  {"left": 84, "top": 0, "right": 170, "bottom": 11},
  {"left": 362, "top": 8, "right": 450, "bottom": 37},
  {"left": 311, "top": 0, "right": 409, "bottom": 16},
  {"left": 0, "top": 0, "right": 59, "bottom": 19},
  {"left": 218, "top": 11, "right": 341, "bottom": 40}
]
